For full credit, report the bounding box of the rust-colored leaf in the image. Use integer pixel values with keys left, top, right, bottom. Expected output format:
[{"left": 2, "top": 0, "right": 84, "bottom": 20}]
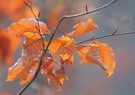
[
  {"left": 66, "top": 17, "right": 98, "bottom": 37},
  {"left": 0, "top": 29, "right": 21, "bottom": 66},
  {"left": 41, "top": 58, "right": 67, "bottom": 90},
  {"left": 76, "top": 41, "right": 115, "bottom": 77},
  {"left": 7, "top": 18, "right": 48, "bottom": 37},
  {"left": 49, "top": 37, "right": 75, "bottom": 66},
  {"left": 6, "top": 49, "right": 38, "bottom": 85},
  {"left": 23, "top": 32, "right": 44, "bottom": 59},
  {"left": 62, "top": 55, "right": 74, "bottom": 67}
]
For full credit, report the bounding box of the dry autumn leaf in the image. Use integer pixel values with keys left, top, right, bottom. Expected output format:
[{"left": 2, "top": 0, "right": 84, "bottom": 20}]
[
  {"left": 7, "top": 18, "right": 48, "bottom": 37},
  {"left": 66, "top": 17, "right": 98, "bottom": 37},
  {"left": 76, "top": 41, "right": 115, "bottom": 77},
  {"left": 3, "top": 0, "right": 119, "bottom": 92},
  {"left": 0, "top": 29, "right": 20, "bottom": 66},
  {"left": 23, "top": 32, "right": 44, "bottom": 59},
  {"left": 62, "top": 55, "right": 74, "bottom": 67},
  {"left": 6, "top": 49, "right": 38, "bottom": 85},
  {"left": 41, "top": 57, "right": 67, "bottom": 90},
  {"left": 49, "top": 37, "right": 75, "bottom": 67},
  {"left": 6, "top": 16, "right": 49, "bottom": 86}
]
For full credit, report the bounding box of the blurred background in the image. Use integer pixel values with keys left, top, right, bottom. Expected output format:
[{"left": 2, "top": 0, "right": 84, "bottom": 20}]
[{"left": 0, "top": 0, "right": 135, "bottom": 95}]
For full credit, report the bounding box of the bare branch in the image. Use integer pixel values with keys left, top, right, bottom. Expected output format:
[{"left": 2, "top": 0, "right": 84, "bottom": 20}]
[
  {"left": 17, "top": 1, "right": 44, "bottom": 95},
  {"left": 17, "top": 0, "right": 118, "bottom": 95},
  {"left": 64, "top": 0, "right": 118, "bottom": 18},
  {"left": 76, "top": 30, "right": 135, "bottom": 45},
  {"left": 46, "top": 0, "right": 118, "bottom": 44}
]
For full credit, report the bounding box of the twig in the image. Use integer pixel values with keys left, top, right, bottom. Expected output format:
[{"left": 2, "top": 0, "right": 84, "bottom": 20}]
[
  {"left": 51, "top": 0, "right": 118, "bottom": 37},
  {"left": 17, "top": 0, "right": 118, "bottom": 95},
  {"left": 76, "top": 30, "right": 135, "bottom": 45},
  {"left": 41, "top": 0, "right": 118, "bottom": 59},
  {"left": 63, "top": 0, "right": 118, "bottom": 18},
  {"left": 17, "top": 1, "right": 44, "bottom": 95}
]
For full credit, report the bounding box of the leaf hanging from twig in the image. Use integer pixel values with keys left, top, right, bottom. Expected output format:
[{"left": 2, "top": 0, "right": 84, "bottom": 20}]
[{"left": 76, "top": 41, "right": 115, "bottom": 77}]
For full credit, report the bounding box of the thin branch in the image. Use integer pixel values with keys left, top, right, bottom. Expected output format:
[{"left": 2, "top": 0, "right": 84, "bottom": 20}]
[
  {"left": 42, "top": 0, "right": 118, "bottom": 54},
  {"left": 76, "top": 31, "right": 135, "bottom": 45},
  {"left": 17, "top": 1, "right": 44, "bottom": 95},
  {"left": 64, "top": 0, "right": 118, "bottom": 18},
  {"left": 17, "top": 0, "right": 118, "bottom": 95},
  {"left": 51, "top": 0, "right": 118, "bottom": 37}
]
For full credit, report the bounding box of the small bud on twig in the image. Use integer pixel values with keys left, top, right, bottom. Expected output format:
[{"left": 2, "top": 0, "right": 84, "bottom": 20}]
[
  {"left": 86, "top": 5, "right": 88, "bottom": 13},
  {"left": 111, "top": 29, "right": 118, "bottom": 35}
]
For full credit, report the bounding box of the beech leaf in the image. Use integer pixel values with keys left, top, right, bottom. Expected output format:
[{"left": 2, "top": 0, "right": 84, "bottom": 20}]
[
  {"left": 23, "top": 32, "right": 45, "bottom": 59},
  {"left": 7, "top": 18, "right": 48, "bottom": 37},
  {"left": 41, "top": 58, "right": 67, "bottom": 90},
  {"left": 76, "top": 41, "right": 115, "bottom": 77},
  {"left": 6, "top": 49, "right": 38, "bottom": 85},
  {"left": 66, "top": 17, "right": 98, "bottom": 37},
  {"left": 49, "top": 37, "right": 75, "bottom": 66}
]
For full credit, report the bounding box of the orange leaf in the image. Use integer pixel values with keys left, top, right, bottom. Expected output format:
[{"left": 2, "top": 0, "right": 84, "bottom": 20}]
[
  {"left": 66, "top": 17, "right": 98, "bottom": 37},
  {"left": 0, "top": 29, "right": 21, "bottom": 66},
  {"left": 62, "top": 55, "right": 74, "bottom": 67},
  {"left": 7, "top": 18, "right": 48, "bottom": 37},
  {"left": 51, "top": 55, "right": 62, "bottom": 75},
  {"left": 23, "top": 32, "right": 44, "bottom": 59},
  {"left": 20, "top": 69, "right": 36, "bottom": 85},
  {"left": 41, "top": 58, "right": 67, "bottom": 90},
  {"left": 6, "top": 49, "right": 38, "bottom": 85},
  {"left": 76, "top": 41, "right": 115, "bottom": 77},
  {"left": 49, "top": 37, "right": 75, "bottom": 66}
]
